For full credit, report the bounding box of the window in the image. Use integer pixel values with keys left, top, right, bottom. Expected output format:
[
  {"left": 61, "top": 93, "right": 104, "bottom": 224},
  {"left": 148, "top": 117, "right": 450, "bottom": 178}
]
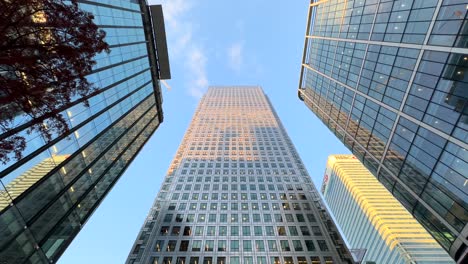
[
  {"left": 231, "top": 226, "right": 239, "bottom": 236},
  {"left": 307, "top": 214, "right": 316, "bottom": 222},
  {"left": 179, "top": 240, "right": 189, "bottom": 251},
  {"left": 166, "top": 240, "right": 176, "bottom": 252},
  {"left": 218, "top": 240, "right": 227, "bottom": 251},
  {"left": 231, "top": 214, "right": 238, "bottom": 222},
  {"left": 268, "top": 240, "right": 277, "bottom": 251},
  {"left": 231, "top": 240, "right": 240, "bottom": 251},
  {"left": 293, "top": 240, "right": 303, "bottom": 251},
  {"left": 242, "top": 214, "right": 249, "bottom": 222},
  {"left": 163, "top": 214, "right": 173, "bottom": 222},
  {"left": 254, "top": 226, "right": 262, "bottom": 235},
  {"left": 265, "top": 226, "right": 274, "bottom": 235},
  {"left": 274, "top": 214, "right": 283, "bottom": 222},
  {"left": 220, "top": 214, "right": 227, "bottom": 223},
  {"left": 205, "top": 240, "right": 214, "bottom": 251},
  {"left": 305, "top": 240, "right": 315, "bottom": 251},
  {"left": 217, "top": 257, "right": 226, "bottom": 264},
  {"left": 160, "top": 226, "right": 169, "bottom": 235},
  {"left": 154, "top": 240, "right": 163, "bottom": 252},
  {"left": 296, "top": 214, "right": 305, "bottom": 222},
  {"left": 183, "top": 226, "right": 191, "bottom": 236},
  {"left": 288, "top": 226, "right": 298, "bottom": 236},
  {"left": 277, "top": 226, "right": 286, "bottom": 236},
  {"left": 171, "top": 226, "right": 180, "bottom": 236},
  {"left": 186, "top": 214, "right": 194, "bottom": 222},
  {"left": 280, "top": 240, "right": 290, "bottom": 251},
  {"left": 175, "top": 214, "right": 183, "bottom": 222},
  {"left": 230, "top": 257, "right": 240, "bottom": 264},
  {"left": 208, "top": 214, "right": 216, "bottom": 222},
  {"left": 253, "top": 213, "right": 261, "bottom": 222},
  {"left": 195, "top": 226, "right": 204, "bottom": 236},
  {"left": 283, "top": 257, "right": 294, "bottom": 264},
  {"left": 271, "top": 257, "right": 280, "bottom": 264},
  {"left": 192, "top": 240, "right": 201, "bottom": 251},
  {"left": 189, "top": 257, "right": 199, "bottom": 264},
  {"left": 318, "top": 240, "right": 329, "bottom": 251},
  {"left": 177, "top": 257, "right": 186, "bottom": 264},
  {"left": 300, "top": 226, "right": 310, "bottom": 236},
  {"left": 312, "top": 226, "right": 322, "bottom": 236},
  {"left": 207, "top": 226, "right": 215, "bottom": 236},
  {"left": 243, "top": 240, "right": 253, "bottom": 251},
  {"left": 244, "top": 257, "right": 253, "bottom": 264},
  {"left": 219, "top": 226, "right": 227, "bottom": 235},
  {"left": 197, "top": 214, "right": 205, "bottom": 222},
  {"left": 202, "top": 257, "right": 212, "bottom": 264},
  {"left": 255, "top": 240, "right": 265, "bottom": 251}
]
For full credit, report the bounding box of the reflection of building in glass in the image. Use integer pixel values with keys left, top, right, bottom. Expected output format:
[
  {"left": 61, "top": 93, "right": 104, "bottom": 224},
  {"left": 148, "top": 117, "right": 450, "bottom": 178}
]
[
  {"left": 298, "top": 1, "right": 467, "bottom": 261},
  {"left": 322, "top": 155, "right": 454, "bottom": 264},
  {"left": 0, "top": 1, "right": 170, "bottom": 263},
  {"left": 0, "top": 155, "right": 68, "bottom": 211},
  {"left": 127, "top": 87, "right": 354, "bottom": 264}
]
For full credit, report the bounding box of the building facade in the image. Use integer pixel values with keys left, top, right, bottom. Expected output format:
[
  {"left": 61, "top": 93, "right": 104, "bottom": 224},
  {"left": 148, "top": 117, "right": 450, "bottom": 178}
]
[
  {"left": 0, "top": 1, "right": 169, "bottom": 263},
  {"left": 298, "top": 0, "right": 467, "bottom": 261},
  {"left": 322, "top": 154, "right": 454, "bottom": 263},
  {"left": 127, "top": 87, "right": 353, "bottom": 264}
]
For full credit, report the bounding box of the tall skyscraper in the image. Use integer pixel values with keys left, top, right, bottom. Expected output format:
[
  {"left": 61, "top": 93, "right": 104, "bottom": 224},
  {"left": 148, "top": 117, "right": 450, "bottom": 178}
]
[
  {"left": 322, "top": 154, "right": 454, "bottom": 263},
  {"left": 0, "top": 1, "right": 170, "bottom": 263},
  {"left": 127, "top": 87, "right": 353, "bottom": 264},
  {"left": 298, "top": 1, "right": 467, "bottom": 261}
]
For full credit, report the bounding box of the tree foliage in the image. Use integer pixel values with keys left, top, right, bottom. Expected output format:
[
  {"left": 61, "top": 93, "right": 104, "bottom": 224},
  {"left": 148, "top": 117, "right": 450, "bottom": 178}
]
[{"left": 0, "top": 0, "right": 109, "bottom": 164}]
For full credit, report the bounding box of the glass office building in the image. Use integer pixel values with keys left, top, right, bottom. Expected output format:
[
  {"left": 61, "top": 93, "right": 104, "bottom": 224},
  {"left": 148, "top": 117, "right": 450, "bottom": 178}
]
[
  {"left": 127, "top": 87, "right": 354, "bottom": 264},
  {"left": 322, "top": 155, "right": 454, "bottom": 263},
  {"left": 298, "top": 0, "right": 468, "bottom": 261},
  {"left": 0, "top": 1, "right": 169, "bottom": 263}
]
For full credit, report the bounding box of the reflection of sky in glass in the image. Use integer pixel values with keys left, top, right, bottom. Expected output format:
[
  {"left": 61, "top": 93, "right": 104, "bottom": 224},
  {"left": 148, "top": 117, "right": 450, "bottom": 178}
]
[
  {"left": 300, "top": 0, "right": 468, "bottom": 260},
  {"left": 0, "top": 0, "right": 162, "bottom": 263}
]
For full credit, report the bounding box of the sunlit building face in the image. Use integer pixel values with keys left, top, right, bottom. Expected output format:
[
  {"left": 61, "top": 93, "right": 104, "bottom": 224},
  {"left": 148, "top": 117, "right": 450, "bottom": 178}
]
[{"left": 127, "top": 86, "right": 354, "bottom": 264}]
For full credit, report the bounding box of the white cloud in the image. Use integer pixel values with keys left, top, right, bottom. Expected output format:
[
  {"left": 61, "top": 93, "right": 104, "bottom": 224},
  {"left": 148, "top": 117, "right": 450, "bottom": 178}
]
[
  {"left": 227, "top": 41, "right": 244, "bottom": 72},
  {"left": 150, "top": 0, "right": 208, "bottom": 99},
  {"left": 187, "top": 48, "right": 208, "bottom": 98}
]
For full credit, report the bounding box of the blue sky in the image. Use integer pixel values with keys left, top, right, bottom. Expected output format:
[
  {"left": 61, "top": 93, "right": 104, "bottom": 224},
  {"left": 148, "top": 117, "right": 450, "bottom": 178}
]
[{"left": 59, "top": 1, "right": 350, "bottom": 263}]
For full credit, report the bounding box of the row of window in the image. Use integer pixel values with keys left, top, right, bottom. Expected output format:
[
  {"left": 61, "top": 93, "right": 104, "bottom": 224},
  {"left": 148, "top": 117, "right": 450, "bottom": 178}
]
[
  {"left": 311, "top": 0, "right": 466, "bottom": 47},
  {"left": 159, "top": 224, "right": 322, "bottom": 237},
  {"left": 167, "top": 175, "right": 305, "bottom": 183},
  {"left": 151, "top": 238, "right": 329, "bottom": 253},
  {"left": 146, "top": 255, "right": 334, "bottom": 264},
  {"left": 159, "top": 212, "right": 317, "bottom": 225},
  {"left": 164, "top": 202, "right": 313, "bottom": 212},
  {"left": 169, "top": 190, "right": 308, "bottom": 200}
]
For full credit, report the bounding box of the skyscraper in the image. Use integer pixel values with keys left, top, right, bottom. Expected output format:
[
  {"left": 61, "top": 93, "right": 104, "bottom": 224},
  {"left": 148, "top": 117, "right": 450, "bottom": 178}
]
[
  {"left": 127, "top": 86, "right": 353, "bottom": 264},
  {"left": 0, "top": 1, "right": 169, "bottom": 263},
  {"left": 298, "top": 1, "right": 467, "bottom": 261},
  {"left": 322, "top": 154, "right": 454, "bottom": 263}
]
